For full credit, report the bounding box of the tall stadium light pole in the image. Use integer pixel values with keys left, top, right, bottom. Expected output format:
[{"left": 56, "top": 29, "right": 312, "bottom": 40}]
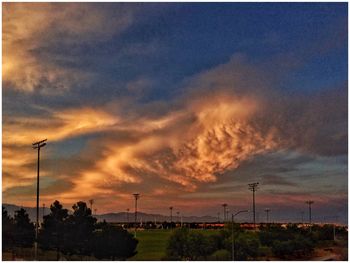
[
  {"left": 231, "top": 210, "right": 249, "bottom": 260},
  {"left": 222, "top": 204, "right": 228, "bottom": 222},
  {"left": 133, "top": 194, "right": 140, "bottom": 223},
  {"left": 264, "top": 208, "right": 270, "bottom": 223},
  {"left": 305, "top": 200, "right": 314, "bottom": 224},
  {"left": 133, "top": 193, "right": 140, "bottom": 233},
  {"left": 248, "top": 182, "right": 259, "bottom": 229},
  {"left": 32, "top": 138, "right": 47, "bottom": 260},
  {"left": 306, "top": 200, "right": 314, "bottom": 233}
]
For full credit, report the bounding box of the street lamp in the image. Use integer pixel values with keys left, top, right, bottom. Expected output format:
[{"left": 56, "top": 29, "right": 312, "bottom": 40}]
[{"left": 231, "top": 210, "right": 249, "bottom": 261}]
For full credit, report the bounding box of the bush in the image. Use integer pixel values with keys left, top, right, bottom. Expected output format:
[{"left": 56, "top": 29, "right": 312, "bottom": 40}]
[
  {"left": 166, "top": 228, "right": 219, "bottom": 260},
  {"left": 208, "top": 249, "right": 231, "bottom": 261}
]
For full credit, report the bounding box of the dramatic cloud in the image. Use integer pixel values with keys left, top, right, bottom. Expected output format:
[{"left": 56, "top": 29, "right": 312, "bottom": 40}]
[
  {"left": 3, "top": 55, "right": 347, "bottom": 208},
  {"left": 3, "top": 3, "right": 135, "bottom": 92}
]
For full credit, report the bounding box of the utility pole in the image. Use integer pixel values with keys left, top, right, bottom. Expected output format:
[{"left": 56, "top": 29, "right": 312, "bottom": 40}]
[
  {"left": 32, "top": 138, "right": 47, "bottom": 261},
  {"left": 248, "top": 182, "right": 259, "bottom": 229},
  {"left": 264, "top": 208, "right": 270, "bottom": 223},
  {"left": 176, "top": 211, "right": 180, "bottom": 225},
  {"left": 222, "top": 204, "right": 228, "bottom": 222}
]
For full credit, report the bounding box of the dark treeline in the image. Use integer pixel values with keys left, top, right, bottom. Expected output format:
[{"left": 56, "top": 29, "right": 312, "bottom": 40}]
[
  {"left": 165, "top": 223, "right": 348, "bottom": 260},
  {"left": 2, "top": 200, "right": 138, "bottom": 260}
]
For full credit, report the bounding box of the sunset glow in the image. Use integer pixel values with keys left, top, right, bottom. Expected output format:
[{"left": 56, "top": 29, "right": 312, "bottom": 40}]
[{"left": 2, "top": 3, "right": 347, "bottom": 224}]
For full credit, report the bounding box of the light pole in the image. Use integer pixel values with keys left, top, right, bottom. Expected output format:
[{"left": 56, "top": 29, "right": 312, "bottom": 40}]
[
  {"left": 306, "top": 200, "right": 314, "bottom": 233},
  {"left": 264, "top": 208, "right": 270, "bottom": 223},
  {"left": 133, "top": 193, "right": 140, "bottom": 236},
  {"left": 305, "top": 201, "right": 314, "bottom": 224},
  {"left": 231, "top": 210, "right": 249, "bottom": 260},
  {"left": 248, "top": 182, "right": 259, "bottom": 229},
  {"left": 32, "top": 138, "right": 47, "bottom": 260}
]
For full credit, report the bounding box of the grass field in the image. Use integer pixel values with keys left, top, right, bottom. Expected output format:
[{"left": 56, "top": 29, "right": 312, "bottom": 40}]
[
  {"left": 129, "top": 229, "right": 173, "bottom": 261},
  {"left": 129, "top": 228, "right": 221, "bottom": 261}
]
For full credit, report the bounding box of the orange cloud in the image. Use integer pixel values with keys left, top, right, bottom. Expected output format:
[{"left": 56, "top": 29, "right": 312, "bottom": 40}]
[{"left": 3, "top": 3, "right": 135, "bottom": 92}]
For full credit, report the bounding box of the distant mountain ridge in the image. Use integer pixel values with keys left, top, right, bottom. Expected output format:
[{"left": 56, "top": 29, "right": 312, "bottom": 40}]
[{"left": 2, "top": 203, "right": 218, "bottom": 223}]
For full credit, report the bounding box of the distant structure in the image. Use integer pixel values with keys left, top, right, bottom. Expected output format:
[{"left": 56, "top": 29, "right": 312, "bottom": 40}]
[
  {"left": 217, "top": 212, "right": 220, "bottom": 222},
  {"left": 222, "top": 204, "right": 228, "bottom": 222},
  {"left": 305, "top": 200, "right": 314, "bottom": 224},
  {"left": 248, "top": 182, "right": 259, "bottom": 228},
  {"left": 94, "top": 208, "right": 97, "bottom": 215}
]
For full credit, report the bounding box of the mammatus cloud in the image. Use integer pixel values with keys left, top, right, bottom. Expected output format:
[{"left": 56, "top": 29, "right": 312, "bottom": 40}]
[{"left": 3, "top": 3, "right": 135, "bottom": 92}]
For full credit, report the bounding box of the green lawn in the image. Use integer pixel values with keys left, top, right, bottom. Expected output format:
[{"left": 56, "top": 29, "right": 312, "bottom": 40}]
[
  {"left": 129, "top": 228, "right": 222, "bottom": 261},
  {"left": 129, "top": 229, "right": 172, "bottom": 261}
]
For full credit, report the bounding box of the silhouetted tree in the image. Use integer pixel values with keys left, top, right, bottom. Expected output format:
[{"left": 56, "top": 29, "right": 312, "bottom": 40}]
[
  {"left": 38, "top": 200, "right": 69, "bottom": 260},
  {"left": 93, "top": 221, "right": 138, "bottom": 260},
  {"left": 62, "top": 201, "right": 96, "bottom": 258},
  {"left": 2, "top": 207, "right": 14, "bottom": 252},
  {"left": 13, "top": 208, "right": 35, "bottom": 248}
]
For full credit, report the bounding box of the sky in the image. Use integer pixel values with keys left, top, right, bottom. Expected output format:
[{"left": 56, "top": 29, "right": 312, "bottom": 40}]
[{"left": 2, "top": 2, "right": 348, "bottom": 223}]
